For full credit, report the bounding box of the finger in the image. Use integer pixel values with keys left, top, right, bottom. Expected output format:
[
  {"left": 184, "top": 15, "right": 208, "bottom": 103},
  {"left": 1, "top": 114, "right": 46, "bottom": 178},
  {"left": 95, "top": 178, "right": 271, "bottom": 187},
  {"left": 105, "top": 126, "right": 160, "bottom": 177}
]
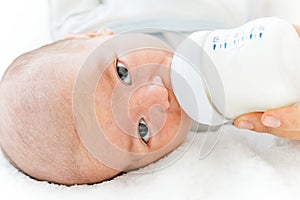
[
  {"left": 261, "top": 106, "right": 300, "bottom": 131},
  {"left": 87, "top": 32, "right": 98, "bottom": 37},
  {"left": 234, "top": 112, "right": 286, "bottom": 136},
  {"left": 97, "top": 28, "right": 114, "bottom": 36},
  {"left": 234, "top": 108, "right": 300, "bottom": 140},
  {"left": 234, "top": 112, "right": 265, "bottom": 131},
  {"left": 65, "top": 32, "right": 101, "bottom": 39},
  {"left": 293, "top": 24, "right": 300, "bottom": 37},
  {"left": 64, "top": 33, "right": 90, "bottom": 40}
]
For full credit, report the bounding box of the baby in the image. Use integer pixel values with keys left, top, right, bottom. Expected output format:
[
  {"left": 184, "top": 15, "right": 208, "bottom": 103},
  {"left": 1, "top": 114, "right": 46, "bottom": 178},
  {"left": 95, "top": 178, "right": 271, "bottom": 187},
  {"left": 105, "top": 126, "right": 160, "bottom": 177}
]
[
  {"left": 0, "top": 30, "right": 192, "bottom": 185},
  {"left": 1, "top": 23, "right": 300, "bottom": 186}
]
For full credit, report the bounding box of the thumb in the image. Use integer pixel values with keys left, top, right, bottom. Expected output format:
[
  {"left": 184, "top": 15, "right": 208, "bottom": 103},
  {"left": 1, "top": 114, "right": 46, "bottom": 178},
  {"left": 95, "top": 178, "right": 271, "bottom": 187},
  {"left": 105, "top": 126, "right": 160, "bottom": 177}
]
[{"left": 261, "top": 106, "right": 300, "bottom": 131}]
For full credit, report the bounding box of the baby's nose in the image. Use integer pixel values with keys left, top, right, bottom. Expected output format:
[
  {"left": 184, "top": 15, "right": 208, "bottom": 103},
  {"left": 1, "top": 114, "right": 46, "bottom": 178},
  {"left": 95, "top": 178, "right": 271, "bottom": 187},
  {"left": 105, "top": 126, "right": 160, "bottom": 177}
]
[{"left": 129, "top": 76, "right": 170, "bottom": 122}]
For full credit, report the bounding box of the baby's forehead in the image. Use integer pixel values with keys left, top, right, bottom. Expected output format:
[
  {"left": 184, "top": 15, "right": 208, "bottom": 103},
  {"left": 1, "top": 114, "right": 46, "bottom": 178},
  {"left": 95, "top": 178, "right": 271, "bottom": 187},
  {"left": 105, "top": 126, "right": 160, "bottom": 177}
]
[
  {"left": 89, "top": 34, "right": 173, "bottom": 65},
  {"left": 117, "top": 49, "right": 172, "bottom": 66}
]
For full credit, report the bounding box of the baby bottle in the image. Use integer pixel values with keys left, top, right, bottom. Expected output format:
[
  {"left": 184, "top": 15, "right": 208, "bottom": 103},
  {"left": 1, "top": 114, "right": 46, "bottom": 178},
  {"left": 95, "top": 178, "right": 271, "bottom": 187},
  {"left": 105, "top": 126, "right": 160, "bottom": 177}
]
[{"left": 171, "top": 17, "right": 300, "bottom": 126}]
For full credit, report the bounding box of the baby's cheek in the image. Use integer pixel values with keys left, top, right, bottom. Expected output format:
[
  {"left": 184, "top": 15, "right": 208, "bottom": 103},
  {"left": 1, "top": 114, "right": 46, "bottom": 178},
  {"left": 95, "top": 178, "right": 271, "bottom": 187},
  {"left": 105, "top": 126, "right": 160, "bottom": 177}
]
[{"left": 149, "top": 110, "right": 187, "bottom": 151}]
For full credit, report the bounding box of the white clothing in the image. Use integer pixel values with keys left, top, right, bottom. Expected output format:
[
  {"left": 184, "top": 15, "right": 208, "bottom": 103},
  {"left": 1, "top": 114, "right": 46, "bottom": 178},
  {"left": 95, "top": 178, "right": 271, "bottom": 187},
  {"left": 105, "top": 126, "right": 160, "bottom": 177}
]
[{"left": 50, "top": 0, "right": 270, "bottom": 40}]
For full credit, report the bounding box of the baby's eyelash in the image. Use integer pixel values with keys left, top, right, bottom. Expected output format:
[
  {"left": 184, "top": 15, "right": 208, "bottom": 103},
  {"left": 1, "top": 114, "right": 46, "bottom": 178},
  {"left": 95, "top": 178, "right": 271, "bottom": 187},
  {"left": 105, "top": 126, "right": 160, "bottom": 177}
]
[
  {"left": 116, "top": 60, "right": 131, "bottom": 85},
  {"left": 138, "top": 118, "right": 150, "bottom": 144}
]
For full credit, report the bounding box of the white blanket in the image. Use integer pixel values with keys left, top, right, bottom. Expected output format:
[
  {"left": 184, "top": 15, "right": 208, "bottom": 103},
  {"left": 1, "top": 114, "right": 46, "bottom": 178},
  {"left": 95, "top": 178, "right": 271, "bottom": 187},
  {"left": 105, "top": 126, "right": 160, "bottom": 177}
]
[
  {"left": 2, "top": 126, "right": 300, "bottom": 200},
  {"left": 1, "top": 0, "right": 300, "bottom": 199}
]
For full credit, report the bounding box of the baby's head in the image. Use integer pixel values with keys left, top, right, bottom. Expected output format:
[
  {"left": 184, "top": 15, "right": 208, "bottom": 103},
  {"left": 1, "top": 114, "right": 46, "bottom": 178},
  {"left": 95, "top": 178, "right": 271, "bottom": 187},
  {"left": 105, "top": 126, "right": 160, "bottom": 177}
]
[{"left": 0, "top": 33, "right": 192, "bottom": 185}]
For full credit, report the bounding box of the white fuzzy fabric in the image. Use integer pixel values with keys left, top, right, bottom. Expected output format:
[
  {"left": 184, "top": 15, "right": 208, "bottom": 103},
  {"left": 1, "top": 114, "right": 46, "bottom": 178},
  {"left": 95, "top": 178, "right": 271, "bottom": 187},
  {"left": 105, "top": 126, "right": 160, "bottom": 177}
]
[
  {"left": 1, "top": 1, "right": 300, "bottom": 199},
  {"left": 2, "top": 126, "right": 300, "bottom": 200}
]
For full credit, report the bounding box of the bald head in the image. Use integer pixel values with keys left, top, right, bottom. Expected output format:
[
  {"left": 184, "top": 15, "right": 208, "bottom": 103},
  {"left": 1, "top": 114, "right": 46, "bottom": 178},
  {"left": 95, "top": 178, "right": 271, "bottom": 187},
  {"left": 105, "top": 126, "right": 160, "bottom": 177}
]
[
  {"left": 0, "top": 34, "right": 192, "bottom": 185},
  {"left": 0, "top": 37, "right": 120, "bottom": 185}
]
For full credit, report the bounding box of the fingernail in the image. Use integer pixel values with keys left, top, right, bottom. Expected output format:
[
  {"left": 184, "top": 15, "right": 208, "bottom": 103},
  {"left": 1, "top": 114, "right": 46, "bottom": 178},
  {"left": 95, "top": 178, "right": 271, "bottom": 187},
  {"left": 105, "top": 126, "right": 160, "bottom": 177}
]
[
  {"left": 237, "top": 121, "right": 254, "bottom": 130},
  {"left": 262, "top": 116, "right": 281, "bottom": 128}
]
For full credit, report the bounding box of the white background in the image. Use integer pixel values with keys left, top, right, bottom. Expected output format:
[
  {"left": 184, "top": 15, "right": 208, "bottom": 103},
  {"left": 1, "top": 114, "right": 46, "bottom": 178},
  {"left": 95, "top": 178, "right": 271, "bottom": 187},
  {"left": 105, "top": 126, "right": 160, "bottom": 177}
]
[
  {"left": 1, "top": 0, "right": 300, "bottom": 78},
  {"left": 0, "top": 0, "right": 51, "bottom": 77},
  {"left": 1, "top": 1, "right": 300, "bottom": 200}
]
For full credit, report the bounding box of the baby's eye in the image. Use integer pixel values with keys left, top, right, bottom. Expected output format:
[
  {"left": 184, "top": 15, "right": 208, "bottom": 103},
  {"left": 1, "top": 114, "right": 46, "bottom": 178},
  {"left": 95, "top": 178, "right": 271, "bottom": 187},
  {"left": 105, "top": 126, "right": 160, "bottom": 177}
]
[
  {"left": 116, "top": 60, "right": 131, "bottom": 85},
  {"left": 138, "top": 118, "right": 150, "bottom": 144}
]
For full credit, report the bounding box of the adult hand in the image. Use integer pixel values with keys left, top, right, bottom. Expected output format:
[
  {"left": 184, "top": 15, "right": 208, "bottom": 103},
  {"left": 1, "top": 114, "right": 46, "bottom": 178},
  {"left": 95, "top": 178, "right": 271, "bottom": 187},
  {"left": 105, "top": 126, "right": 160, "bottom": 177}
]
[
  {"left": 234, "top": 105, "right": 300, "bottom": 140},
  {"left": 65, "top": 28, "right": 113, "bottom": 39},
  {"left": 234, "top": 24, "right": 300, "bottom": 140}
]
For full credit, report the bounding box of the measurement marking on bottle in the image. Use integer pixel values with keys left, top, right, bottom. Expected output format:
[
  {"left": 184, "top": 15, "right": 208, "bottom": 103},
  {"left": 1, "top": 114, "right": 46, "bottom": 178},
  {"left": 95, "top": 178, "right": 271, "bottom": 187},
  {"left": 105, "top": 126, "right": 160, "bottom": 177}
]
[
  {"left": 213, "top": 44, "right": 216, "bottom": 50},
  {"left": 212, "top": 26, "right": 264, "bottom": 51}
]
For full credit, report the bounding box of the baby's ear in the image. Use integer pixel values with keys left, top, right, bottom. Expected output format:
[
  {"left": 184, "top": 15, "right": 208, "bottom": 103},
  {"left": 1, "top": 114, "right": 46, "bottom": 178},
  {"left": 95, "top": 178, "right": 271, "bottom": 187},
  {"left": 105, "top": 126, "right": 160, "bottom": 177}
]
[{"left": 65, "top": 28, "right": 114, "bottom": 40}]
